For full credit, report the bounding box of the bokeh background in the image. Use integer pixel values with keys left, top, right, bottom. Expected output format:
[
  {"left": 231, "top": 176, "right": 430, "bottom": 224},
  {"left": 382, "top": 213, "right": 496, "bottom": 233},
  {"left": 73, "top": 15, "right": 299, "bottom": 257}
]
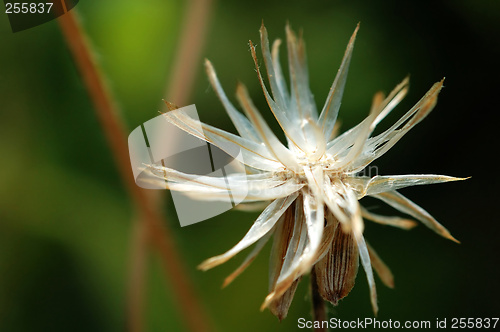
[{"left": 1, "top": 0, "right": 499, "bottom": 331}]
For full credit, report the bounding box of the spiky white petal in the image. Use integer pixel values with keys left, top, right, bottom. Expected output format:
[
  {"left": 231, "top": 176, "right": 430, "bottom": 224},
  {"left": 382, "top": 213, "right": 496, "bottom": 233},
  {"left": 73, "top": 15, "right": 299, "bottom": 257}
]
[{"left": 198, "top": 192, "right": 299, "bottom": 271}]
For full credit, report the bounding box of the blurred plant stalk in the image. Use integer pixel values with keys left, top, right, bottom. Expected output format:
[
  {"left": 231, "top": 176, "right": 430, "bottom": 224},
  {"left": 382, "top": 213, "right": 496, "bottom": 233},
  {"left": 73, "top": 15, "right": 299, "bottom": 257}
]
[
  {"left": 165, "top": 0, "right": 214, "bottom": 105},
  {"left": 57, "top": 9, "right": 213, "bottom": 332}
]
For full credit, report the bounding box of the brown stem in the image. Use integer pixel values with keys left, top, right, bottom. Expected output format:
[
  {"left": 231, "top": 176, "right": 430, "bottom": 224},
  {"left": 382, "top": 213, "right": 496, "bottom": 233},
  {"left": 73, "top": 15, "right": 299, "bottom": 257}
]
[
  {"left": 57, "top": 11, "right": 212, "bottom": 332},
  {"left": 311, "top": 269, "right": 327, "bottom": 332},
  {"left": 165, "top": 0, "right": 215, "bottom": 105}
]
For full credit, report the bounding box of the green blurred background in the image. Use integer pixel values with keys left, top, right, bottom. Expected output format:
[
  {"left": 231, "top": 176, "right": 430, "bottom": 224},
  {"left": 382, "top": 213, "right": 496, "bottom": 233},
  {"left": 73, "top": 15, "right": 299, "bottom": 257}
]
[{"left": 1, "top": 0, "right": 499, "bottom": 331}]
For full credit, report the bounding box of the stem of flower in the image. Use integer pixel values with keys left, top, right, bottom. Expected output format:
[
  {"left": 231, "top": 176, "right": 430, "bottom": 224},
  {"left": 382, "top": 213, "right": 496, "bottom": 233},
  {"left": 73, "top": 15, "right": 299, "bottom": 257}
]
[
  {"left": 311, "top": 270, "right": 327, "bottom": 332},
  {"left": 57, "top": 10, "right": 213, "bottom": 332}
]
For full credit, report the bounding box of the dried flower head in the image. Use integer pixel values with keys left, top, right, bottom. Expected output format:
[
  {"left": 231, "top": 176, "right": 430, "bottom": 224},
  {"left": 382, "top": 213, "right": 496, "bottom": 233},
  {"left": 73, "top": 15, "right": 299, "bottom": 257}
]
[{"left": 149, "top": 23, "right": 465, "bottom": 319}]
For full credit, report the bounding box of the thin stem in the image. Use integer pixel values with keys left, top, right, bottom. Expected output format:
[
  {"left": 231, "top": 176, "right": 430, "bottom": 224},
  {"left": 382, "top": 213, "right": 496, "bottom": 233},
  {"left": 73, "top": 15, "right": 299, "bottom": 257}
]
[
  {"left": 57, "top": 11, "right": 212, "bottom": 332},
  {"left": 311, "top": 270, "right": 327, "bottom": 332},
  {"left": 165, "top": 0, "right": 214, "bottom": 105}
]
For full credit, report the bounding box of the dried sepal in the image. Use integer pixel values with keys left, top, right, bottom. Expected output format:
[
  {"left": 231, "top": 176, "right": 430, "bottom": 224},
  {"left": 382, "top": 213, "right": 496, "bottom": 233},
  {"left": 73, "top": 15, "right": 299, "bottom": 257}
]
[
  {"left": 373, "top": 191, "right": 460, "bottom": 243},
  {"left": 366, "top": 241, "right": 394, "bottom": 289},
  {"left": 314, "top": 219, "right": 359, "bottom": 306},
  {"left": 269, "top": 278, "right": 301, "bottom": 321},
  {"left": 360, "top": 206, "right": 417, "bottom": 230},
  {"left": 267, "top": 201, "right": 299, "bottom": 320}
]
